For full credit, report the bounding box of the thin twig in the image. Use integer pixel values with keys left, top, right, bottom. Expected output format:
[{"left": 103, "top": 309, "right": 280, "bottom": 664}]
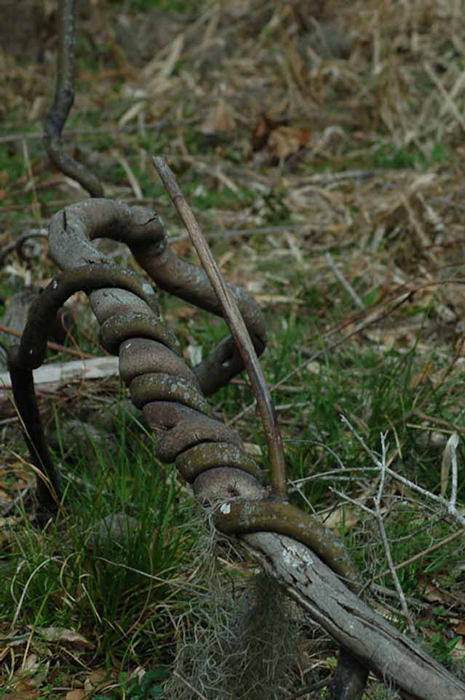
[
  {"left": 0, "top": 230, "right": 48, "bottom": 266},
  {"left": 0, "top": 324, "right": 95, "bottom": 360},
  {"left": 305, "top": 169, "right": 382, "bottom": 184},
  {"left": 412, "top": 410, "right": 465, "bottom": 436},
  {"left": 230, "top": 291, "right": 414, "bottom": 426},
  {"left": 172, "top": 671, "right": 209, "bottom": 699},
  {"left": 326, "top": 251, "right": 365, "bottom": 309},
  {"left": 43, "top": 0, "right": 103, "bottom": 197},
  {"left": 0, "top": 483, "right": 35, "bottom": 516},
  {"left": 341, "top": 416, "right": 465, "bottom": 529},
  {"left": 152, "top": 155, "right": 288, "bottom": 497},
  {"left": 374, "top": 434, "right": 416, "bottom": 637},
  {"left": 330, "top": 487, "right": 374, "bottom": 516},
  {"left": 446, "top": 433, "right": 460, "bottom": 512},
  {"left": 281, "top": 678, "right": 330, "bottom": 700},
  {"left": 374, "top": 528, "right": 464, "bottom": 581}
]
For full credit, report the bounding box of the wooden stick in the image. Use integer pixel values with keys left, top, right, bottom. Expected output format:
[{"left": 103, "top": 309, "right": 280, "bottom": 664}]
[{"left": 152, "top": 155, "right": 288, "bottom": 498}]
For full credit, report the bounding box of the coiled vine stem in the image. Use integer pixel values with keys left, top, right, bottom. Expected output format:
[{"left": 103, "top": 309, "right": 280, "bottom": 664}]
[
  {"left": 9, "top": 198, "right": 465, "bottom": 699},
  {"left": 8, "top": 198, "right": 359, "bottom": 590}
]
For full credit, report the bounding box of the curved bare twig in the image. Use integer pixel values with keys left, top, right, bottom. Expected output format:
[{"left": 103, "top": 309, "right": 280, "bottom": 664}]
[
  {"left": 43, "top": 0, "right": 104, "bottom": 197},
  {"left": 152, "top": 155, "right": 288, "bottom": 499}
]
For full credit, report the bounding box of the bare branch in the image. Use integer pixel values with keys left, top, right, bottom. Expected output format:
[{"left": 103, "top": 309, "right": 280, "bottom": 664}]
[
  {"left": 152, "top": 155, "right": 288, "bottom": 499},
  {"left": 43, "top": 0, "right": 104, "bottom": 197},
  {"left": 374, "top": 434, "right": 416, "bottom": 637}
]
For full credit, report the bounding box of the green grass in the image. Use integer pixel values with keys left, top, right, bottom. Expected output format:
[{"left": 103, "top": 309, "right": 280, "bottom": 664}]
[
  {"left": 371, "top": 141, "right": 452, "bottom": 169},
  {"left": 0, "top": 146, "right": 25, "bottom": 183},
  {"left": 0, "top": 407, "right": 196, "bottom": 695},
  {"left": 93, "top": 667, "right": 167, "bottom": 699}
]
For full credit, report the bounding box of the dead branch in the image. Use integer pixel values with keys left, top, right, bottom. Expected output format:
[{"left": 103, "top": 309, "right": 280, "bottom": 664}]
[{"left": 43, "top": 0, "right": 104, "bottom": 197}]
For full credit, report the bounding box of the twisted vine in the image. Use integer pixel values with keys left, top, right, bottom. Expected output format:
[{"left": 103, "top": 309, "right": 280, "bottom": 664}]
[
  {"left": 13, "top": 0, "right": 463, "bottom": 695},
  {"left": 10, "top": 199, "right": 465, "bottom": 698},
  {"left": 8, "top": 198, "right": 359, "bottom": 591}
]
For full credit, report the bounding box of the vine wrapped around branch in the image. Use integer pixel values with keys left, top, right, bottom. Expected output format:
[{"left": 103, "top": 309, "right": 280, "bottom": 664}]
[{"left": 8, "top": 199, "right": 465, "bottom": 700}]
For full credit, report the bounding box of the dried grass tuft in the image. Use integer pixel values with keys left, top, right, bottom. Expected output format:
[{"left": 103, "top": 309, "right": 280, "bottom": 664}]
[{"left": 164, "top": 528, "right": 301, "bottom": 700}]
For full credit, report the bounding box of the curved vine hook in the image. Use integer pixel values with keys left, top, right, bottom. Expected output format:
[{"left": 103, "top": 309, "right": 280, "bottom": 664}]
[{"left": 43, "top": 0, "right": 104, "bottom": 197}]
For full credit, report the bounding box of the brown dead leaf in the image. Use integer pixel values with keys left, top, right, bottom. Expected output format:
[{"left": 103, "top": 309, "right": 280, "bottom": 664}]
[
  {"left": 200, "top": 100, "right": 236, "bottom": 134},
  {"left": 86, "top": 669, "right": 108, "bottom": 685},
  {"left": 66, "top": 691, "right": 85, "bottom": 700},
  {"left": 455, "top": 620, "right": 465, "bottom": 635},
  {"left": 4, "top": 676, "right": 41, "bottom": 699},
  {"left": 251, "top": 113, "right": 311, "bottom": 160},
  {"left": 324, "top": 505, "right": 360, "bottom": 532},
  {"left": 451, "top": 636, "right": 465, "bottom": 661},
  {"left": 83, "top": 668, "right": 111, "bottom": 695},
  {"left": 418, "top": 574, "right": 446, "bottom": 604},
  {"left": 34, "top": 626, "right": 93, "bottom": 648},
  {"left": 268, "top": 126, "right": 311, "bottom": 160},
  {"left": 251, "top": 113, "right": 288, "bottom": 152}
]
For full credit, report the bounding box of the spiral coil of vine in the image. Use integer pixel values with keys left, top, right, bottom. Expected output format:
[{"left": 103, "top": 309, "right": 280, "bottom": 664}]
[{"left": 8, "top": 199, "right": 359, "bottom": 590}]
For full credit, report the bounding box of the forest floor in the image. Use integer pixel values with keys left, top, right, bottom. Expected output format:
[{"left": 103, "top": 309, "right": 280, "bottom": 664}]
[{"left": 1, "top": 1, "right": 465, "bottom": 698}]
